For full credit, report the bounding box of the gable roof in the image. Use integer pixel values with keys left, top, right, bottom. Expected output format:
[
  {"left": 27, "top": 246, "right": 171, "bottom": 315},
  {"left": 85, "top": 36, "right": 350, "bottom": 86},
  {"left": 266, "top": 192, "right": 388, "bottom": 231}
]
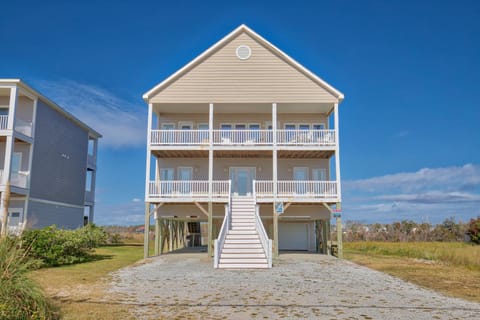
[{"left": 143, "top": 24, "right": 344, "bottom": 102}]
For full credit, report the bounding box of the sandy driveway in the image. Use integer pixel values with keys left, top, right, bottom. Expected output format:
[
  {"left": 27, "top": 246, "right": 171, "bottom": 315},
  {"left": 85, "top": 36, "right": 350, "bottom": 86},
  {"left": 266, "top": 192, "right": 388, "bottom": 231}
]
[{"left": 108, "top": 251, "right": 480, "bottom": 319}]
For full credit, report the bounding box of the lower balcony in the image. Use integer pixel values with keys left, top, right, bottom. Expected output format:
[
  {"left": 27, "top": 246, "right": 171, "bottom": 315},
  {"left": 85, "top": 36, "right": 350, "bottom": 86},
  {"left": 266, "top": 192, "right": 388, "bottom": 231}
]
[
  {"left": 0, "top": 170, "right": 29, "bottom": 189},
  {"left": 146, "top": 180, "right": 339, "bottom": 203}
]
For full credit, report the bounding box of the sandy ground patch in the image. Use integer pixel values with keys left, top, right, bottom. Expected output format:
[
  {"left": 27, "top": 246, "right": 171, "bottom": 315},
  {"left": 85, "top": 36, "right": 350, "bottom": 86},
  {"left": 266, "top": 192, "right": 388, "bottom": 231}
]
[{"left": 107, "top": 252, "right": 480, "bottom": 319}]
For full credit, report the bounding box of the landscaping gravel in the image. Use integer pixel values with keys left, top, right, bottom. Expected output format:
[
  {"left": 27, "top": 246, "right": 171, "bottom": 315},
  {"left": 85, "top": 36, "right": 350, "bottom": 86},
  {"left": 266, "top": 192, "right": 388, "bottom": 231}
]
[{"left": 108, "top": 251, "right": 480, "bottom": 319}]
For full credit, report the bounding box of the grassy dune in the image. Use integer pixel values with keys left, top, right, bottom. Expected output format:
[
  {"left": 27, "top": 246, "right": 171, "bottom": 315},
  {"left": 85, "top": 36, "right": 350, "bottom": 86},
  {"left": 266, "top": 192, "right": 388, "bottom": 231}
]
[
  {"left": 345, "top": 241, "right": 480, "bottom": 302},
  {"left": 345, "top": 241, "right": 480, "bottom": 270}
]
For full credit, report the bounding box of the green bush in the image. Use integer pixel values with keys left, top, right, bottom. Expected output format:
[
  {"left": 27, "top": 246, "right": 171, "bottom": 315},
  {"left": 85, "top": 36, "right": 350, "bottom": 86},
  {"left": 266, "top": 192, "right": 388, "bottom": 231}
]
[
  {"left": 0, "top": 237, "right": 57, "bottom": 320},
  {"left": 22, "top": 224, "right": 107, "bottom": 267},
  {"left": 466, "top": 217, "right": 480, "bottom": 244}
]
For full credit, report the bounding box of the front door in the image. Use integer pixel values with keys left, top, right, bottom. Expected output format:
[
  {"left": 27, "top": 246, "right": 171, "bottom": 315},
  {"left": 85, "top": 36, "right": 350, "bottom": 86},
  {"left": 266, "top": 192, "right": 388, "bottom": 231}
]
[{"left": 230, "top": 167, "right": 255, "bottom": 195}]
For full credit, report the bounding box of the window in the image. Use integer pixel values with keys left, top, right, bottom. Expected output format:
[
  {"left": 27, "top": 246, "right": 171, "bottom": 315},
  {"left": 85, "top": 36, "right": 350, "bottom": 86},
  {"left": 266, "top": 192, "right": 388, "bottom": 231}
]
[
  {"left": 178, "top": 122, "right": 192, "bottom": 130},
  {"left": 160, "top": 168, "right": 174, "bottom": 195},
  {"left": 198, "top": 123, "right": 208, "bottom": 143},
  {"left": 312, "top": 168, "right": 327, "bottom": 181},
  {"left": 11, "top": 152, "right": 22, "bottom": 173}
]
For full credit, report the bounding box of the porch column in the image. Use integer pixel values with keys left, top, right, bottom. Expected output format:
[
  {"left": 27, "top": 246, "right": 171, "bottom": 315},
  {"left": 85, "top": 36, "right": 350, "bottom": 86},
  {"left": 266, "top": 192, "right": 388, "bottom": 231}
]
[
  {"left": 143, "top": 203, "right": 151, "bottom": 258},
  {"left": 208, "top": 103, "right": 214, "bottom": 257},
  {"left": 1, "top": 86, "right": 18, "bottom": 237},
  {"left": 336, "top": 203, "right": 343, "bottom": 258},
  {"left": 334, "top": 103, "right": 341, "bottom": 200},
  {"left": 272, "top": 102, "right": 279, "bottom": 257},
  {"left": 145, "top": 103, "right": 153, "bottom": 201},
  {"left": 322, "top": 220, "right": 328, "bottom": 254},
  {"left": 154, "top": 205, "right": 160, "bottom": 255}
]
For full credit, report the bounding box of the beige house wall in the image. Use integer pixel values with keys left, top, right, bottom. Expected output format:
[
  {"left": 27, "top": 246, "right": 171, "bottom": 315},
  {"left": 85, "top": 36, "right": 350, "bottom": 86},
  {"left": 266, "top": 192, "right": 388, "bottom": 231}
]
[
  {"left": 156, "top": 158, "right": 330, "bottom": 181},
  {"left": 149, "top": 32, "right": 338, "bottom": 104},
  {"left": 156, "top": 112, "right": 329, "bottom": 129}
]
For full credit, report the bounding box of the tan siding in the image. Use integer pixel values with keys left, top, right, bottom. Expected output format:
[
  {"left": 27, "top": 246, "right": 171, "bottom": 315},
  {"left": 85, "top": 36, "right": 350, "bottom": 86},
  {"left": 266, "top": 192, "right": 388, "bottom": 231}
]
[
  {"left": 156, "top": 113, "right": 329, "bottom": 129},
  {"left": 150, "top": 32, "right": 338, "bottom": 104},
  {"left": 157, "top": 158, "right": 330, "bottom": 181}
]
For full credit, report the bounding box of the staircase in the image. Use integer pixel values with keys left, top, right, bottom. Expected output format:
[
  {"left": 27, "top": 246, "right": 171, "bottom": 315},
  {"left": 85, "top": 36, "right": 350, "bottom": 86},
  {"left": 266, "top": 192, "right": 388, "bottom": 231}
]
[{"left": 217, "top": 196, "right": 270, "bottom": 269}]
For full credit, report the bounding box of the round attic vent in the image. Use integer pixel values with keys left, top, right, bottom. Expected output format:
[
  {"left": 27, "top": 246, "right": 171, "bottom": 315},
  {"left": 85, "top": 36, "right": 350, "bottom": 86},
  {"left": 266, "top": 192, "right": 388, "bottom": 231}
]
[{"left": 236, "top": 45, "right": 251, "bottom": 60}]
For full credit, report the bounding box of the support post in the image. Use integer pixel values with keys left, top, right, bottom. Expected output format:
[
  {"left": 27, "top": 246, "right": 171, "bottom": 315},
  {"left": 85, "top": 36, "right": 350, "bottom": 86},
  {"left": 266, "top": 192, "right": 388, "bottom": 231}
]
[
  {"left": 272, "top": 103, "right": 279, "bottom": 257},
  {"left": 336, "top": 203, "right": 343, "bottom": 258},
  {"left": 208, "top": 202, "right": 213, "bottom": 257},
  {"left": 168, "top": 220, "right": 173, "bottom": 252},
  {"left": 154, "top": 205, "right": 160, "bottom": 255},
  {"left": 322, "top": 220, "right": 328, "bottom": 254},
  {"left": 143, "top": 203, "right": 150, "bottom": 258},
  {"left": 334, "top": 103, "right": 341, "bottom": 200}
]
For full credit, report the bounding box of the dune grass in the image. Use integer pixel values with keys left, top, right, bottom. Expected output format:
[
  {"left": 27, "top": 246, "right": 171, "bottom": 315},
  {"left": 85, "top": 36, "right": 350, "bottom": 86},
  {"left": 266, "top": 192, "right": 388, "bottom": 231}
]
[
  {"left": 344, "top": 241, "right": 480, "bottom": 302},
  {"left": 345, "top": 241, "right": 480, "bottom": 270}
]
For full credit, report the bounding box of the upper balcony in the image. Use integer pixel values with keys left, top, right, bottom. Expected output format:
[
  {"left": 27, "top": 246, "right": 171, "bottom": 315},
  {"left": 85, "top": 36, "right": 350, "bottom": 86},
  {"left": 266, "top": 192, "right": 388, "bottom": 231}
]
[{"left": 150, "top": 129, "right": 336, "bottom": 148}]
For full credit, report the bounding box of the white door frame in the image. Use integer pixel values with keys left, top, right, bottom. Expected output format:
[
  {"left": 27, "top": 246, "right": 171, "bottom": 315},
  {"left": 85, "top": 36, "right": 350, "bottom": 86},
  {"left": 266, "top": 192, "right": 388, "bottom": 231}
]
[{"left": 229, "top": 167, "right": 256, "bottom": 195}]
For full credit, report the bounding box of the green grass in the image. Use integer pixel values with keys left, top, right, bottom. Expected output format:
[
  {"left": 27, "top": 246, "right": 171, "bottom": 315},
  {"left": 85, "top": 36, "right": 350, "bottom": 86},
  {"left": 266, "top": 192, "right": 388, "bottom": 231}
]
[
  {"left": 345, "top": 241, "right": 480, "bottom": 270},
  {"left": 344, "top": 241, "right": 480, "bottom": 302},
  {"left": 30, "top": 245, "right": 144, "bottom": 320}
]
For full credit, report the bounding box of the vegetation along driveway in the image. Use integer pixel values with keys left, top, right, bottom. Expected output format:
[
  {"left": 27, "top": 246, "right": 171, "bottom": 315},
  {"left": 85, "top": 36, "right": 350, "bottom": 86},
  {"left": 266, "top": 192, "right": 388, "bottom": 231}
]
[{"left": 107, "top": 252, "right": 480, "bottom": 319}]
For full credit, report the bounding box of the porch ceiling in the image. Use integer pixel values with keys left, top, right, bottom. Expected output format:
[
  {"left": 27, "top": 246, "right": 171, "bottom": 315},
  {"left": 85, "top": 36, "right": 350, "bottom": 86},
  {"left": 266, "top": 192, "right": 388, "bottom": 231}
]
[
  {"left": 153, "top": 102, "right": 334, "bottom": 114},
  {"left": 152, "top": 149, "right": 334, "bottom": 159}
]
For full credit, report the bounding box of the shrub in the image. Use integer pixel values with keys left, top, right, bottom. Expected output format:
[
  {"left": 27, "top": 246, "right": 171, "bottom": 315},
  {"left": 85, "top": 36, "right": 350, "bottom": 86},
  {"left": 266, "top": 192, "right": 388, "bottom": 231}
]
[
  {"left": 22, "top": 224, "right": 108, "bottom": 267},
  {"left": 466, "top": 217, "right": 480, "bottom": 244},
  {"left": 0, "top": 237, "right": 57, "bottom": 320}
]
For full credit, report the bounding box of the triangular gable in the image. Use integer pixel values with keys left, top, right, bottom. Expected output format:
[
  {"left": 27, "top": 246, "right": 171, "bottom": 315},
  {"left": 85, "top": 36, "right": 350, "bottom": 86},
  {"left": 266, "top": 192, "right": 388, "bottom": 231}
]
[{"left": 144, "top": 25, "right": 343, "bottom": 104}]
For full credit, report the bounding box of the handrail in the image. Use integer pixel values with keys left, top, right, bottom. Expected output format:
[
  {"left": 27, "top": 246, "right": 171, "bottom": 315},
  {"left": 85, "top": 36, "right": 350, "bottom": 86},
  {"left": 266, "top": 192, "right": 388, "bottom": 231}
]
[
  {"left": 253, "top": 179, "right": 272, "bottom": 268},
  {"left": 148, "top": 180, "right": 230, "bottom": 198},
  {"left": 214, "top": 180, "right": 232, "bottom": 268},
  {"left": 254, "top": 204, "right": 272, "bottom": 268},
  {"left": 255, "top": 180, "right": 338, "bottom": 198}
]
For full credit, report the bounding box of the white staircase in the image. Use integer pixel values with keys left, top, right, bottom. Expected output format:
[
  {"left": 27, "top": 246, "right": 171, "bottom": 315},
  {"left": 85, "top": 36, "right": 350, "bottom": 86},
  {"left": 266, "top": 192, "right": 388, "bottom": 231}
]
[{"left": 217, "top": 196, "right": 270, "bottom": 269}]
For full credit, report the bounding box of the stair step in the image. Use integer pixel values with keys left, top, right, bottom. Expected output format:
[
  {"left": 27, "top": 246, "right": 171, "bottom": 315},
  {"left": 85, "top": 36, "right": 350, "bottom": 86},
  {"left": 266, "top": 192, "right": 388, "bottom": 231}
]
[
  {"left": 220, "top": 258, "right": 268, "bottom": 263},
  {"left": 218, "top": 263, "right": 269, "bottom": 269},
  {"left": 225, "top": 239, "right": 261, "bottom": 244},
  {"left": 221, "top": 248, "right": 265, "bottom": 253},
  {"left": 223, "top": 243, "right": 263, "bottom": 249},
  {"left": 231, "top": 227, "right": 256, "bottom": 231},
  {"left": 220, "top": 253, "right": 266, "bottom": 258},
  {"left": 228, "top": 230, "right": 257, "bottom": 234},
  {"left": 226, "top": 234, "right": 259, "bottom": 239}
]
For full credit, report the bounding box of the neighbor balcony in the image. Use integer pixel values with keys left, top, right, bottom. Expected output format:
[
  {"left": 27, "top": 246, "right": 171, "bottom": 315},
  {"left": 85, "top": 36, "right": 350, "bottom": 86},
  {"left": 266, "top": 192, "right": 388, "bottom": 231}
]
[
  {"left": 150, "top": 129, "right": 336, "bottom": 148},
  {"left": 0, "top": 115, "right": 33, "bottom": 137},
  {"left": 0, "top": 169, "right": 30, "bottom": 189}
]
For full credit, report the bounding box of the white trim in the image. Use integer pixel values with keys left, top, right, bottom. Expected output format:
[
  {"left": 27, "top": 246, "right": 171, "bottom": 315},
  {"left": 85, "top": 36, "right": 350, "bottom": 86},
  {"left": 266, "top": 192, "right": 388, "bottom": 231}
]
[
  {"left": 28, "top": 197, "right": 85, "bottom": 209},
  {"left": 178, "top": 121, "right": 193, "bottom": 129},
  {"left": 142, "top": 25, "right": 344, "bottom": 101},
  {"left": 0, "top": 80, "right": 101, "bottom": 138}
]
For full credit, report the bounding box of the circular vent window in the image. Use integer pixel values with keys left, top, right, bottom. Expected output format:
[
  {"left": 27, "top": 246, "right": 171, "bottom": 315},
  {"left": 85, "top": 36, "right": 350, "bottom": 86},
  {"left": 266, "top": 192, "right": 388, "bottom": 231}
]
[{"left": 236, "top": 45, "right": 251, "bottom": 60}]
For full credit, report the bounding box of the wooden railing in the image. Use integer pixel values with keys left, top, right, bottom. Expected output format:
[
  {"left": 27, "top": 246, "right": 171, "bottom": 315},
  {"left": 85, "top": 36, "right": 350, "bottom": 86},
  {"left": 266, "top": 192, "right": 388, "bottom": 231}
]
[
  {"left": 148, "top": 180, "right": 230, "bottom": 198},
  {"left": 214, "top": 181, "right": 231, "bottom": 268},
  {"left": 255, "top": 180, "right": 338, "bottom": 199},
  {"left": 253, "top": 181, "right": 272, "bottom": 268},
  {"left": 0, "top": 115, "right": 8, "bottom": 130},
  {"left": 150, "top": 129, "right": 336, "bottom": 147},
  {"left": 14, "top": 118, "right": 33, "bottom": 137},
  {"left": 276, "top": 129, "right": 336, "bottom": 146},
  {"left": 212, "top": 129, "right": 273, "bottom": 145}
]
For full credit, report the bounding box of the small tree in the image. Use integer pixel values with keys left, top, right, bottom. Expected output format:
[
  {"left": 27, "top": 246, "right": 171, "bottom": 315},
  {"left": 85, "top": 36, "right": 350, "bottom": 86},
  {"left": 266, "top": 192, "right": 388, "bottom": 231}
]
[{"left": 466, "top": 217, "right": 480, "bottom": 244}]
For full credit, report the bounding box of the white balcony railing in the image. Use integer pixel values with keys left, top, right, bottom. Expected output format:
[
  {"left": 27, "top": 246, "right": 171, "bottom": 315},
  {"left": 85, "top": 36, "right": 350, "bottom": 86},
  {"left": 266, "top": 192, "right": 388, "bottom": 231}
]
[
  {"left": 255, "top": 180, "right": 338, "bottom": 199},
  {"left": 148, "top": 180, "right": 230, "bottom": 198},
  {"left": 149, "top": 129, "right": 336, "bottom": 147},
  {"left": 85, "top": 190, "right": 94, "bottom": 203},
  {"left": 276, "top": 129, "right": 336, "bottom": 146},
  {"left": 10, "top": 171, "right": 29, "bottom": 188},
  {"left": 0, "top": 115, "right": 8, "bottom": 130},
  {"left": 213, "top": 129, "right": 273, "bottom": 145},
  {"left": 14, "top": 118, "right": 33, "bottom": 137},
  {"left": 151, "top": 130, "right": 209, "bottom": 145},
  {"left": 87, "top": 154, "right": 96, "bottom": 168}
]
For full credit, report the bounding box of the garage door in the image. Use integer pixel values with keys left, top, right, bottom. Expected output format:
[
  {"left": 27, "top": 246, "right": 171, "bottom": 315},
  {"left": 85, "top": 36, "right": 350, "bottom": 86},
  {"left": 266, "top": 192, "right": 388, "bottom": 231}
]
[{"left": 279, "top": 223, "right": 309, "bottom": 251}]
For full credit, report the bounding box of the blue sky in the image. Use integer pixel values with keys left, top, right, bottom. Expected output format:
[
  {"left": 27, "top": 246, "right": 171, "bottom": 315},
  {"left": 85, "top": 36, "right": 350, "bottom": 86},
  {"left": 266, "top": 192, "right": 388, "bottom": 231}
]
[{"left": 1, "top": 0, "right": 479, "bottom": 225}]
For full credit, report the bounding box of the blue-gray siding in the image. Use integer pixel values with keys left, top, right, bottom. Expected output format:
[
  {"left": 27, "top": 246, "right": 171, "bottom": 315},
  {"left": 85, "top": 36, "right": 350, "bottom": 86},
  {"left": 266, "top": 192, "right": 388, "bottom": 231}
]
[
  {"left": 26, "top": 200, "right": 83, "bottom": 229},
  {"left": 29, "top": 99, "right": 88, "bottom": 206}
]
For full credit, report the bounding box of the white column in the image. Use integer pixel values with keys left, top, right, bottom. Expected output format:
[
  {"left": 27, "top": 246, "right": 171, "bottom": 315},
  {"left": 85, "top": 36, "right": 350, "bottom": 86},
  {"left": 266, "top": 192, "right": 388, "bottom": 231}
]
[
  {"left": 145, "top": 103, "right": 153, "bottom": 200},
  {"left": 3, "top": 86, "right": 18, "bottom": 185},
  {"left": 334, "top": 103, "right": 341, "bottom": 200},
  {"left": 272, "top": 103, "right": 277, "bottom": 199},
  {"left": 208, "top": 103, "right": 214, "bottom": 199}
]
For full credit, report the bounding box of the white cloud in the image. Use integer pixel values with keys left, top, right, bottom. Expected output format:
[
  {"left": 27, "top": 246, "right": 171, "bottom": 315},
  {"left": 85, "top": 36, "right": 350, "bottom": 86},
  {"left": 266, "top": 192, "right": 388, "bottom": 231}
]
[
  {"left": 393, "top": 130, "right": 409, "bottom": 138},
  {"left": 131, "top": 198, "right": 142, "bottom": 202},
  {"left": 343, "top": 164, "right": 480, "bottom": 223},
  {"left": 35, "top": 79, "right": 146, "bottom": 148}
]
